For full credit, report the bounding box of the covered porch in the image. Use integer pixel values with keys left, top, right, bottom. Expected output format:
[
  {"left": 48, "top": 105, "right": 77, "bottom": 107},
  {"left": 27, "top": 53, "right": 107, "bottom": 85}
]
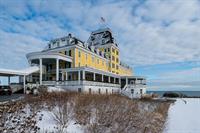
[
  {"left": 42, "top": 67, "right": 121, "bottom": 86},
  {"left": 26, "top": 52, "right": 72, "bottom": 85}
]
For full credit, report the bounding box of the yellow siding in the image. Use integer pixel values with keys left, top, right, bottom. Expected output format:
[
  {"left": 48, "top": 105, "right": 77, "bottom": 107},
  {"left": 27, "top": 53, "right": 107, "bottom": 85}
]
[
  {"left": 57, "top": 44, "right": 132, "bottom": 76},
  {"left": 119, "top": 66, "right": 133, "bottom": 76},
  {"left": 73, "top": 47, "right": 108, "bottom": 72}
]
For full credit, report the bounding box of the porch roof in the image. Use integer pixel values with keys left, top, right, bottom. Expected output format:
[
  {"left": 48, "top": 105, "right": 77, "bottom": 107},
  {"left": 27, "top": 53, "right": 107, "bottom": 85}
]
[
  {"left": 61, "top": 67, "right": 121, "bottom": 78},
  {"left": 0, "top": 66, "right": 39, "bottom": 76},
  {"left": 26, "top": 51, "right": 72, "bottom": 62}
]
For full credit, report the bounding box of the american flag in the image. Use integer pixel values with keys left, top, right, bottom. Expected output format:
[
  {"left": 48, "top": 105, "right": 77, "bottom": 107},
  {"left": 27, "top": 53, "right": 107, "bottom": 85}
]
[{"left": 100, "top": 17, "right": 105, "bottom": 23}]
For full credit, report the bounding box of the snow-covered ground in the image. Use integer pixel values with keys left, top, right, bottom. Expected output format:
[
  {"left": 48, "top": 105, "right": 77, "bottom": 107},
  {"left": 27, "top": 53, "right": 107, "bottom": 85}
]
[
  {"left": 164, "top": 98, "right": 200, "bottom": 133},
  {"left": 37, "top": 110, "right": 83, "bottom": 133}
]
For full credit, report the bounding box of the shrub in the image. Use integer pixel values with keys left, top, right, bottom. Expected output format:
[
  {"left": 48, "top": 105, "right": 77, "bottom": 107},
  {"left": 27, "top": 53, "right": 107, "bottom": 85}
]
[{"left": 37, "top": 85, "right": 48, "bottom": 94}]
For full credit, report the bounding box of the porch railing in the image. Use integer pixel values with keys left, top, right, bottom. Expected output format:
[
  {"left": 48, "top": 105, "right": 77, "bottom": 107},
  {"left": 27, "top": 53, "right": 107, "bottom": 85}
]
[{"left": 42, "top": 80, "right": 120, "bottom": 87}]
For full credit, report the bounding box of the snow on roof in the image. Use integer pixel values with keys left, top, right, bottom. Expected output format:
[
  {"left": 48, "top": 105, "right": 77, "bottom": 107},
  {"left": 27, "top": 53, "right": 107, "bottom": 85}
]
[{"left": 0, "top": 66, "right": 39, "bottom": 76}]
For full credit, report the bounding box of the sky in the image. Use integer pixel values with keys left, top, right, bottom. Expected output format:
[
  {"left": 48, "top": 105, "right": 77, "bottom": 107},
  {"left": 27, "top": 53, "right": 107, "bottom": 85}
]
[{"left": 0, "top": 0, "right": 200, "bottom": 91}]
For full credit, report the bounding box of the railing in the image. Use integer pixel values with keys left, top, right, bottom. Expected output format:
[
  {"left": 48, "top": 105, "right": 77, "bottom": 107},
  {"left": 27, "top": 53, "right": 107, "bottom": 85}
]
[
  {"left": 42, "top": 80, "right": 120, "bottom": 87},
  {"left": 127, "top": 84, "right": 146, "bottom": 89},
  {"left": 42, "top": 81, "right": 56, "bottom": 85},
  {"left": 120, "top": 83, "right": 146, "bottom": 98}
]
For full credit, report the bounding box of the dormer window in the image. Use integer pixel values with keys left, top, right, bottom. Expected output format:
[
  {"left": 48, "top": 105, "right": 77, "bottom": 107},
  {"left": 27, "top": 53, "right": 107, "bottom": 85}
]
[
  {"left": 102, "top": 39, "right": 105, "bottom": 44},
  {"left": 57, "top": 42, "right": 60, "bottom": 47}
]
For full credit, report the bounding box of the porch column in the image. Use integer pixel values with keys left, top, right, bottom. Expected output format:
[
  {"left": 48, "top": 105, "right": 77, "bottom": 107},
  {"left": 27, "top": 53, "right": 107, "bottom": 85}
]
[
  {"left": 126, "top": 77, "right": 128, "bottom": 85},
  {"left": 39, "top": 58, "right": 42, "bottom": 85},
  {"left": 23, "top": 75, "right": 26, "bottom": 94},
  {"left": 82, "top": 70, "right": 85, "bottom": 80},
  {"left": 93, "top": 73, "right": 96, "bottom": 81},
  {"left": 66, "top": 72, "right": 68, "bottom": 80},
  {"left": 114, "top": 78, "right": 116, "bottom": 84},
  {"left": 56, "top": 59, "right": 59, "bottom": 82},
  {"left": 8, "top": 76, "right": 10, "bottom": 85},
  {"left": 101, "top": 74, "right": 104, "bottom": 82},
  {"left": 61, "top": 72, "right": 64, "bottom": 81},
  {"left": 78, "top": 71, "right": 81, "bottom": 83},
  {"left": 119, "top": 78, "right": 121, "bottom": 85},
  {"left": 108, "top": 76, "right": 110, "bottom": 83}
]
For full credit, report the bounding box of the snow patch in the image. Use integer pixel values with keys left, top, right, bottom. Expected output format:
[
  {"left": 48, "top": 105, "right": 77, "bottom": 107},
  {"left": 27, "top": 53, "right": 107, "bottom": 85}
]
[
  {"left": 47, "top": 86, "right": 65, "bottom": 92},
  {"left": 36, "top": 110, "right": 84, "bottom": 133},
  {"left": 164, "top": 98, "right": 200, "bottom": 133}
]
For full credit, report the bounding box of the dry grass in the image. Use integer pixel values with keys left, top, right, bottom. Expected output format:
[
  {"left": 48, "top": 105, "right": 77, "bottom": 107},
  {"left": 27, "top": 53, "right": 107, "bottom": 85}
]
[{"left": 0, "top": 92, "right": 172, "bottom": 133}]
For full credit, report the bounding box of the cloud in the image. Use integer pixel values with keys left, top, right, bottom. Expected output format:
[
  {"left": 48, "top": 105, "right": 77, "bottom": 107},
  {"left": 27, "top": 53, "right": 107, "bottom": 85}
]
[
  {"left": 0, "top": 29, "right": 45, "bottom": 69},
  {"left": 0, "top": 0, "right": 200, "bottom": 69},
  {"left": 148, "top": 67, "right": 200, "bottom": 91}
]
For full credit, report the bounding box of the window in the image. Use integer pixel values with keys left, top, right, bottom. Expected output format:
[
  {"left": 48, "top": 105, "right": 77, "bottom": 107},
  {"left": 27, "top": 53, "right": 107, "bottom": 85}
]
[
  {"left": 78, "top": 51, "right": 81, "bottom": 57},
  {"left": 64, "top": 51, "right": 67, "bottom": 55},
  {"left": 116, "top": 58, "right": 119, "bottom": 63},
  {"left": 107, "top": 48, "right": 110, "bottom": 52},
  {"left": 112, "top": 56, "right": 115, "bottom": 61},
  {"left": 112, "top": 63, "right": 115, "bottom": 68},
  {"left": 131, "top": 89, "right": 134, "bottom": 94},
  {"left": 102, "top": 61, "right": 104, "bottom": 66},
  {"left": 116, "top": 50, "right": 119, "bottom": 55},
  {"left": 86, "top": 53, "right": 88, "bottom": 60},
  {"left": 69, "top": 50, "right": 71, "bottom": 56},
  {"left": 140, "top": 89, "right": 143, "bottom": 94},
  {"left": 104, "top": 49, "right": 107, "bottom": 52},
  {"left": 92, "top": 56, "right": 95, "bottom": 63},
  {"left": 78, "top": 62, "right": 80, "bottom": 67},
  {"left": 97, "top": 59, "right": 99, "bottom": 64},
  {"left": 57, "top": 42, "right": 60, "bottom": 47},
  {"left": 116, "top": 65, "right": 119, "bottom": 70},
  {"left": 112, "top": 48, "right": 115, "bottom": 53}
]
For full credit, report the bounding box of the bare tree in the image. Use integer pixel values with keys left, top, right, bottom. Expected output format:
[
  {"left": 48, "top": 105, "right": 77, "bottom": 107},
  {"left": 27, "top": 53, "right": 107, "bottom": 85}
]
[{"left": 51, "top": 98, "right": 73, "bottom": 133}]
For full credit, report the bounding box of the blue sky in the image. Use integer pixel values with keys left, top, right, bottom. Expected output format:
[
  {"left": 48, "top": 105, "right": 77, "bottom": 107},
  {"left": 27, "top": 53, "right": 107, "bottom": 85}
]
[{"left": 0, "top": 0, "right": 200, "bottom": 91}]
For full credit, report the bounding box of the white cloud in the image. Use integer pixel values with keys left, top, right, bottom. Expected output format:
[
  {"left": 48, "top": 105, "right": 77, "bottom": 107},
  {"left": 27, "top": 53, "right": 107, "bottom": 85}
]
[
  {"left": 148, "top": 67, "right": 200, "bottom": 91},
  {"left": 1, "top": 0, "right": 200, "bottom": 67},
  {"left": 0, "top": 29, "right": 45, "bottom": 69}
]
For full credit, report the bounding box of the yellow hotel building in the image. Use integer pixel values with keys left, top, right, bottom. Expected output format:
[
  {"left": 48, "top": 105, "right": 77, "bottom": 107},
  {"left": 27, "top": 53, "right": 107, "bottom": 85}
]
[{"left": 26, "top": 28, "right": 146, "bottom": 98}]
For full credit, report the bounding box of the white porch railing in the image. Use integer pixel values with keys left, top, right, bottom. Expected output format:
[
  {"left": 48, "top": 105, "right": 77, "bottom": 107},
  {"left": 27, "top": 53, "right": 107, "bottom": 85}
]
[
  {"left": 121, "top": 84, "right": 146, "bottom": 98},
  {"left": 42, "top": 80, "right": 120, "bottom": 87}
]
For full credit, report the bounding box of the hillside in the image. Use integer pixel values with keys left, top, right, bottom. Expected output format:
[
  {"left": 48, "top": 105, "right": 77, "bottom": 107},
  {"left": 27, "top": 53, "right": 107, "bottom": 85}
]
[{"left": 0, "top": 92, "right": 172, "bottom": 133}]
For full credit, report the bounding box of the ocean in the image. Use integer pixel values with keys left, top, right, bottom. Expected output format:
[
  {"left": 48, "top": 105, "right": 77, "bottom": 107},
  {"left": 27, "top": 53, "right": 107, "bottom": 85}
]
[{"left": 147, "top": 91, "right": 200, "bottom": 97}]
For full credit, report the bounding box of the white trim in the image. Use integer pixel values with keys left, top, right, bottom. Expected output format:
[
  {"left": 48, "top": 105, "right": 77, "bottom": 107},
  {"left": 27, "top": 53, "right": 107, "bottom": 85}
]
[
  {"left": 35, "top": 44, "right": 110, "bottom": 61},
  {"left": 62, "top": 66, "right": 120, "bottom": 78},
  {"left": 27, "top": 52, "right": 72, "bottom": 62},
  {"left": 0, "top": 66, "right": 39, "bottom": 76}
]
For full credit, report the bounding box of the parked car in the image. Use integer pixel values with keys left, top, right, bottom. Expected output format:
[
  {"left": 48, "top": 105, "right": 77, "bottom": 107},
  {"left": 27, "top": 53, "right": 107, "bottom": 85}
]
[{"left": 0, "top": 85, "right": 12, "bottom": 95}]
